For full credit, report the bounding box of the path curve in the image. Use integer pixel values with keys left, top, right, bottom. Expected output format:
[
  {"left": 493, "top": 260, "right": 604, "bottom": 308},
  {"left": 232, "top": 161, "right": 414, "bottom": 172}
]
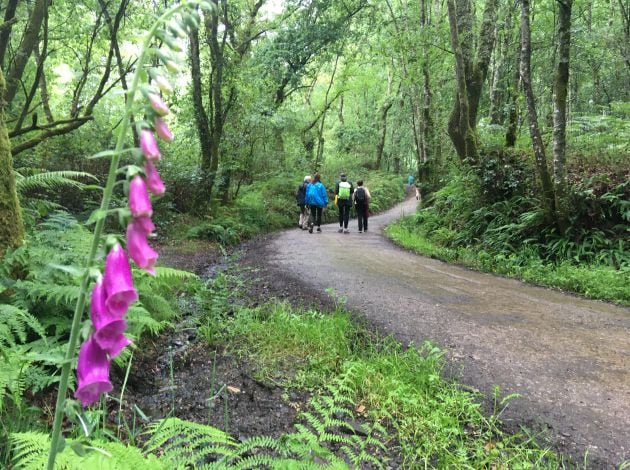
[{"left": 251, "top": 196, "right": 630, "bottom": 467}]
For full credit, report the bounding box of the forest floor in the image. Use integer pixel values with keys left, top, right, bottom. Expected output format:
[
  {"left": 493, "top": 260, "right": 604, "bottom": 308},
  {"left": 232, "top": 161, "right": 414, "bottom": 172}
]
[{"left": 124, "top": 194, "right": 630, "bottom": 468}]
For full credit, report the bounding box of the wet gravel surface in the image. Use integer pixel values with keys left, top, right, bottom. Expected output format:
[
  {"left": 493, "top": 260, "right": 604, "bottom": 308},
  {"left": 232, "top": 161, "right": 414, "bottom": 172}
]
[{"left": 239, "top": 195, "right": 630, "bottom": 468}]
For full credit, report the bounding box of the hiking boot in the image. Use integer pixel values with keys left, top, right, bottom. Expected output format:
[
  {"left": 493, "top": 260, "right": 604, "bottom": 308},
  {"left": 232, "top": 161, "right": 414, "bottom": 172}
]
[
  {"left": 358, "top": 230, "right": 362, "bottom": 233},
  {"left": 309, "top": 226, "right": 313, "bottom": 234},
  {"left": 316, "top": 227, "right": 321, "bottom": 232},
  {"left": 338, "top": 228, "right": 343, "bottom": 233},
  {"left": 343, "top": 229, "right": 349, "bottom": 234}
]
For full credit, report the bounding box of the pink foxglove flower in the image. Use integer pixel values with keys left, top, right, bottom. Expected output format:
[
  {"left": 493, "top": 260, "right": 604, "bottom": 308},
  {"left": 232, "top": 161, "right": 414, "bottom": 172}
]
[
  {"left": 126, "top": 218, "right": 158, "bottom": 274},
  {"left": 104, "top": 244, "right": 138, "bottom": 316},
  {"left": 154, "top": 117, "right": 174, "bottom": 142},
  {"left": 134, "top": 215, "right": 155, "bottom": 234},
  {"left": 89, "top": 279, "right": 131, "bottom": 357},
  {"left": 148, "top": 93, "right": 170, "bottom": 116},
  {"left": 144, "top": 160, "right": 166, "bottom": 196},
  {"left": 74, "top": 337, "right": 113, "bottom": 407},
  {"left": 94, "top": 323, "right": 131, "bottom": 358},
  {"left": 140, "top": 128, "right": 161, "bottom": 160},
  {"left": 129, "top": 175, "right": 153, "bottom": 218}
]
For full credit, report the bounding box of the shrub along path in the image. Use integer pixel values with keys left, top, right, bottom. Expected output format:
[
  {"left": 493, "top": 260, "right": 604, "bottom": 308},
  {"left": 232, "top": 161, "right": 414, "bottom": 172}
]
[{"left": 241, "top": 194, "right": 630, "bottom": 467}]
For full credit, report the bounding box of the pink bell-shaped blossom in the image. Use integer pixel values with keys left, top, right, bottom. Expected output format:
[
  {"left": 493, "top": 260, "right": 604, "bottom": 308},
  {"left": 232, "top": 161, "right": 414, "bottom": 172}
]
[
  {"left": 148, "top": 93, "right": 170, "bottom": 116},
  {"left": 154, "top": 117, "right": 174, "bottom": 142},
  {"left": 74, "top": 337, "right": 113, "bottom": 407},
  {"left": 94, "top": 321, "right": 131, "bottom": 358},
  {"left": 129, "top": 175, "right": 153, "bottom": 218},
  {"left": 126, "top": 218, "right": 158, "bottom": 274},
  {"left": 139, "top": 128, "right": 161, "bottom": 160},
  {"left": 134, "top": 215, "right": 155, "bottom": 234},
  {"left": 144, "top": 160, "right": 166, "bottom": 196},
  {"left": 104, "top": 244, "right": 138, "bottom": 316}
]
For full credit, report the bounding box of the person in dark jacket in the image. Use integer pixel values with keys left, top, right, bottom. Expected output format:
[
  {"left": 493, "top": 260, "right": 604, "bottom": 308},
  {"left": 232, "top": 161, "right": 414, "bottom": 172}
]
[
  {"left": 305, "top": 172, "right": 328, "bottom": 233},
  {"left": 353, "top": 180, "right": 371, "bottom": 233},
  {"left": 295, "top": 175, "right": 311, "bottom": 229},
  {"left": 334, "top": 173, "right": 354, "bottom": 234}
]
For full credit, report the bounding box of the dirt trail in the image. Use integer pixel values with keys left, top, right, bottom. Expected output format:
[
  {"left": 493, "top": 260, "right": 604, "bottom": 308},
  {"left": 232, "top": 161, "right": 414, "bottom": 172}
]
[{"left": 247, "top": 195, "right": 630, "bottom": 467}]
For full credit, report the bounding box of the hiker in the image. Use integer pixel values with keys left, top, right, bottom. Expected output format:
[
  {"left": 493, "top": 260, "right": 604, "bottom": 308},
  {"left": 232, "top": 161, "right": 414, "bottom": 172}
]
[
  {"left": 353, "top": 180, "right": 371, "bottom": 233},
  {"left": 295, "top": 175, "right": 311, "bottom": 230},
  {"left": 334, "top": 172, "right": 354, "bottom": 233},
  {"left": 407, "top": 174, "right": 414, "bottom": 187},
  {"left": 305, "top": 172, "right": 328, "bottom": 233}
]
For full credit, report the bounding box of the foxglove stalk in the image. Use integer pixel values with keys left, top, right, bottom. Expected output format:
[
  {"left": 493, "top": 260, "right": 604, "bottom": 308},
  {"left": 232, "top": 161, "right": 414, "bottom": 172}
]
[
  {"left": 74, "top": 337, "right": 113, "bottom": 407},
  {"left": 49, "top": 3, "right": 200, "bottom": 467},
  {"left": 129, "top": 175, "right": 153, "bottom": 218},
  {"left": 145, "top": 160, "right": 166, "bottom": 195},
  {"left": 140, "top": 128, "right": 161, "bottom": 160},
  {"left": 148, "top": 93, "right": 170, "bottom": 116},
  {"left": 127, "top": 218, "right": 158, "bottom": 274},
  {"left": 104, "top": 244, "right": 138, "bottom": 316},
  {"left": 154, "top": 117, "right": 174, "bottom": 142}
]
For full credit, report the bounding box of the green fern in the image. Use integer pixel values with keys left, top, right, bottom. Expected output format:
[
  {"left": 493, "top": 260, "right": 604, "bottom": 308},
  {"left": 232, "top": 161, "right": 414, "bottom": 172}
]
[
  {"left": 0, "top": 305, "right": 47, "bottom": 352},
  {"left": 9, "top": 431, "right": 166, "bottom": 469},
  {"left": 15, "top": 170, "right": 97, "bottom": 194}
]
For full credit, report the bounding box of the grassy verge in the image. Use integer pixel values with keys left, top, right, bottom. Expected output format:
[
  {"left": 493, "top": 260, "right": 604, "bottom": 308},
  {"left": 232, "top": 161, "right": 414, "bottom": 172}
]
[
  {"left": 201, "top": 294, "right": 562, "bottom": 468},
  {"left": 385, "top": 217, "right": 630, "bottom": 306}
]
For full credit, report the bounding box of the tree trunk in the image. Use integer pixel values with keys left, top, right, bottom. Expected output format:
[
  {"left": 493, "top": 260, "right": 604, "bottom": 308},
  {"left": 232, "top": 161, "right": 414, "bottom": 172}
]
[
  {"left": 189, "top": 28, "right": 215, "bottom": 204},
  {"left": 552, "top": 0, "right": 573, "bottom": 232},
  {"left": 505, "top": 53, "right": 521, "bottom": 147},
  {"left": 4, "top": 0, "right": 48, "bottom": 107},
  {"left": 375, "top": 100, "right": 393, "bottom": 169},
  {"left": 419, "top": 0, "right": 434, "bottom": 190},
  {"left": 0, "top": 0, "right": 19, "bottom": 69},
  {"left": 446, "top": 0, "right": 499, "bottom": 163},
  {"left": 446, "top": 0, "right": 477, "bottom": 162},
  {"left": 0, "top": 69, "right": 25, "bottom": 257},
  {"left": 520, "top": 0, "right": 555, "bottom": 218}
]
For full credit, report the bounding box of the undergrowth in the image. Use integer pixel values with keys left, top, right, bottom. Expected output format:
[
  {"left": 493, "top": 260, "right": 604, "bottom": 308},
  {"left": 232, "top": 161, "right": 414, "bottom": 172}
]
[{"left": 201, "top": 297, "right": 561, "bottom": 468}]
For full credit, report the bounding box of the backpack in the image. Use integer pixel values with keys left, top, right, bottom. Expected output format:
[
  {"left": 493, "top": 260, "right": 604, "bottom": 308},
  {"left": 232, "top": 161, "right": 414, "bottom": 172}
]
[
  {"left": 338, "top": 181, "right": 351, "bottom": 199},
  {"left": 355, "top": 187, "right": 366, "bottom": 203},
  {"left": 296, "top": 182, "right": 307, "bottom": 203}
]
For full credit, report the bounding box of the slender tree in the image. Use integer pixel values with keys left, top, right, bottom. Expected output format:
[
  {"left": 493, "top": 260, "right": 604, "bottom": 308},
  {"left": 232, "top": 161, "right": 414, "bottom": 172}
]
[
  {"left": 520, "top": 0, "right": 555, "bottom": 218},
  {"left": 552, "top": 0, "right": 573, "bottom": 231}
]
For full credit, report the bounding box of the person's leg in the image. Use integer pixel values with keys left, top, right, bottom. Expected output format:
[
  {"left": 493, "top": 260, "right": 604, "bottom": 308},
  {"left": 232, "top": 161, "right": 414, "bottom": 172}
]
[
  {"left": 309, "top": 206, "right": 315, "bottom": 233},
  {"left": 343, "top": 204, "right": 350, "bottom": 230},
  {"left": 316, "top": 207, "right": 323, "bottom": 231},
  {"left": 357, "top": 204, "right": 364, "bottom": 232},
  {"left": 338, "top": 204, "right": 343, "bottom": 232}
]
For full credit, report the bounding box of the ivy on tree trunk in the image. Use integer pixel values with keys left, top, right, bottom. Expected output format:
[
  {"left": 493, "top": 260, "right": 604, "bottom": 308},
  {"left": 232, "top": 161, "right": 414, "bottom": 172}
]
[{"left": 0, "top": 68, "right": 25, "bottom": 257}]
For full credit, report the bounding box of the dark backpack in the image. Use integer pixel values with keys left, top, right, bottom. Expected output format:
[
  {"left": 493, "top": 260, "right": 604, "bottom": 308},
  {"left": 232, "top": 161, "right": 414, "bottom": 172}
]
[{"left": 355, "top": 187, "right": 366, "bottom": 203}]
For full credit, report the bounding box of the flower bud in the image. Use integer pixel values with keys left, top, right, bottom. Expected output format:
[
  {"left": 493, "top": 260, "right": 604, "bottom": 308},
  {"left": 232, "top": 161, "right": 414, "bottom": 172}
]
[
  {"left": 144, "top": 160, "right": 166, "bottom": 196},
  {"left": 154, "top": 117, "right": 174, "bottom": 143},
  {"left": 148, "top": 93, "right": 170, "bottom": 116}
]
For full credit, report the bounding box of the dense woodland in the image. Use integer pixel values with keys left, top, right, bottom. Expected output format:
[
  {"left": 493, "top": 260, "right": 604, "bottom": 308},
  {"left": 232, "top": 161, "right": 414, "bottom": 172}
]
[{"left": 0, "top": 0, "right": 629, "bottom": 467}]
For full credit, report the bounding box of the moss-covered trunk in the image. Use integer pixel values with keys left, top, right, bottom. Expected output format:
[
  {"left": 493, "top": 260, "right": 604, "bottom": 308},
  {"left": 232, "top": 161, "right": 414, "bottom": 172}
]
[{"left": 0, "top": 68, "right": 25, "bottom": 256}]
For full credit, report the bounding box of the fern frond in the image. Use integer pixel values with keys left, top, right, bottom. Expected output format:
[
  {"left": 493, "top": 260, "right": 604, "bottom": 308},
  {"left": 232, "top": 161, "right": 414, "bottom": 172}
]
[
  {"left": 16, "top": 170, "right": 97, "bottom": 194},
  {"left": 9, "top": 431, "right": 167, "bottom": 469},
  {"left": 0, "top": 305, "right": 47, "bottom": 351},
  {"left": 13, "top": 281, "right": 80, "bottom": 308},
  {"left": 145, "top": 418, "right": 238, "bottom": 466}
]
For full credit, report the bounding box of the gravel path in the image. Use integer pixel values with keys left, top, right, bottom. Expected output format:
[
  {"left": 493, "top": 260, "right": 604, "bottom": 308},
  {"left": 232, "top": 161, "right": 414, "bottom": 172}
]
[{"left": 248, "top": 195, "right": 630, "bottom": 467}]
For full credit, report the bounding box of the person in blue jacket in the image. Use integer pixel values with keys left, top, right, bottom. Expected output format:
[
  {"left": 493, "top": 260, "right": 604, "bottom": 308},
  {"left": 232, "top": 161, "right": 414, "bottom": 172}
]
[{"left": 305, "top": 172, "right": 328, "bottom": 233}]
